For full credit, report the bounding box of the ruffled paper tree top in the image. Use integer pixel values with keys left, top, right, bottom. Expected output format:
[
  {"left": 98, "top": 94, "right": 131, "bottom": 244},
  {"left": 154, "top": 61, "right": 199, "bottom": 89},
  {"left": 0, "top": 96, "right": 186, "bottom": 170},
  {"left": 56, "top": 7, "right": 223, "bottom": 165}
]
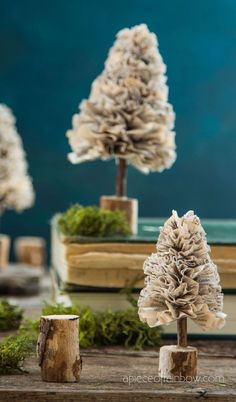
[
  {"left": 0, "top": 104, "right": 35, "bottom": 214},
  {"left": 67, "top": 24, "right": 176, "bottom": 175},
  {"left": 138, "top": 210, "right": 226, "bottom": 330}
]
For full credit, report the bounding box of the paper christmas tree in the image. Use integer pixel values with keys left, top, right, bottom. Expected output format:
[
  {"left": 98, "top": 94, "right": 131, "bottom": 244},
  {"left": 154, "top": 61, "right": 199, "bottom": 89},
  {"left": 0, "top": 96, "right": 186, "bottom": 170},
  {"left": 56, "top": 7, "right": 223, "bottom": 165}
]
[
  {"left": 0, "top": 104, "right": 35, "bottom": 214},
  {"left": 138, "top": 210, "right": 226, "bottom": 331},
  {"left": 66, "top": 24, "right": 176, "bottom": 196}
]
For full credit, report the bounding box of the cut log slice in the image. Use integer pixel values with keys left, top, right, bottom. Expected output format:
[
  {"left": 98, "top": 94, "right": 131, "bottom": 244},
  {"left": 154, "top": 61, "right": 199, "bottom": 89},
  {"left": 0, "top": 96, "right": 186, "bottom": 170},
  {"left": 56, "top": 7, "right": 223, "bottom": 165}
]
[
  {"left": 100, "top": 195, "right": 138, "bottom": 235},
  {"left": 159, "top": 345, "right": 197, "bottom": 381}
]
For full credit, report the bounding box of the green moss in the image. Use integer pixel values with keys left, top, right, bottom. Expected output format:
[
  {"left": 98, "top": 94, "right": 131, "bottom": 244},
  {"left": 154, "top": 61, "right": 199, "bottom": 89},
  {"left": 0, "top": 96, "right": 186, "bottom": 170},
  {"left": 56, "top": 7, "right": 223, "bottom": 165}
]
[
  {"left": 0, "top": 300, "right": 23, "bottom": 331},
  {"left": 41, "top": 302, "right": 161, "bottom": 350},
  {"left": 95, "top": 308, "right": 161, "bottom": 349},
  {"left": 58, "top": 204, "right": 130, "bottom": 237},
  {"left": 0, "top": 298, "right": 162, "bottom": 375},
  {"left": 19, "top": 319, "right": 39, "bottom": 338},
  {"left": 0, "top": 334, "right": 34, "bottom": 374}
]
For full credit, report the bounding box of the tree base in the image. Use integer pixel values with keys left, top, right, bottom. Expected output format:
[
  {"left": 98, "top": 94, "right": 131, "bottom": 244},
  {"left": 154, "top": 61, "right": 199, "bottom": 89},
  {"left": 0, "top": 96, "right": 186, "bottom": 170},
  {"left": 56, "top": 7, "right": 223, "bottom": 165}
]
[
  {"left": 100, "top": 195, "right": 138, "bottom": 235},
  {"left": 15, "top": 236, "right": 45, "bottom": 266},
  {"left": 159, "top": 345, "right": 197, "bottom": 381},
  {"left": 0, "top": 234, "right": 10, "bottom": 269}
]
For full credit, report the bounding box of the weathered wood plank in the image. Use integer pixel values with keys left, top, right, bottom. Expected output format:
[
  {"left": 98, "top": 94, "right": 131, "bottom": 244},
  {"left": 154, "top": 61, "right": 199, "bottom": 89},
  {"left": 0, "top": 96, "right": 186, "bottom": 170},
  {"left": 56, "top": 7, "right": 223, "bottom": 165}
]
[{"left": 0, "top": 344, "right": 235, "bottom": 402}]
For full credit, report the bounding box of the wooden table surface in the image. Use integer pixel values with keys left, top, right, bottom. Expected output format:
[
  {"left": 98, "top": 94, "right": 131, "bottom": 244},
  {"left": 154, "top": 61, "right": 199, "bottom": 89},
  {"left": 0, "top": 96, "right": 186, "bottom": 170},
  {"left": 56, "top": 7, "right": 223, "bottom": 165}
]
[
  {"left": 0, "top": 341, "right": 236, "bottom": 402},
  {"left": 1, "top": 275, "right": 236, "bottom": 401}
]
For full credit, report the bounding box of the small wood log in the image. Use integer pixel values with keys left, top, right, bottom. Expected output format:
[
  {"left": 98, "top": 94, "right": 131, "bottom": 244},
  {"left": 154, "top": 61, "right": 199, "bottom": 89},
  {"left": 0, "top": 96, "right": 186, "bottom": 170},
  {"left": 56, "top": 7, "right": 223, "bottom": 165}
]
[
  {"left": 159, "top": 345, "right": 197, "bottom": 381},
  {"left": 15, "top": 237, "right": 45, "bottom": 266},
  {"left": 100, "top": 195, "right": 138, "bottom": 235},
  {"left": 0, "top": 234, "right": 10, "bottom": 269},
  {"left": 37, "top": 315, "right": 81, "bottom": 382}
]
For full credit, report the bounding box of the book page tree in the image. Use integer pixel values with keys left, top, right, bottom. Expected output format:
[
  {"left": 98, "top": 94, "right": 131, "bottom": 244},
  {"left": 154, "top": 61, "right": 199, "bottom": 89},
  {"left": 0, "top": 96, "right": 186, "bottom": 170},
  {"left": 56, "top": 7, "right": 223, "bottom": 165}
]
[
  {"left": 138, "top": 210, "right": 226, "bottom": 380},
  {"left": 66, "top": 24, "right": 176, "bottom": 233},
  {"left": 0, "top": 104, "right": 35, "bottom": 267},
  {"left": 0, "top": 104, "right": 34, "bottom": 215}
]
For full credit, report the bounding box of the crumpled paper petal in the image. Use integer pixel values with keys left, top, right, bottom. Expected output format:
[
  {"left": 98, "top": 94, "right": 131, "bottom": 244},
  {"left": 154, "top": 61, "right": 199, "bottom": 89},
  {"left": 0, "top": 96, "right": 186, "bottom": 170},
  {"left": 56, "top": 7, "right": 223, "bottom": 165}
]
[{"left": 138, "top": 210, "right": 227, "bottom": 330}]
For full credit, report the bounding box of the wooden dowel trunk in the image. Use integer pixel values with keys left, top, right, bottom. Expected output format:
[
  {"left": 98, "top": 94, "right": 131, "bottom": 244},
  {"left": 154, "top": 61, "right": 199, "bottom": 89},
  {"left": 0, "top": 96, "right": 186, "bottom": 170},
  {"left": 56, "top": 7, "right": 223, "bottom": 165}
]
[{"left": 37, "top": 315, "right": 81, "bottom": 382}]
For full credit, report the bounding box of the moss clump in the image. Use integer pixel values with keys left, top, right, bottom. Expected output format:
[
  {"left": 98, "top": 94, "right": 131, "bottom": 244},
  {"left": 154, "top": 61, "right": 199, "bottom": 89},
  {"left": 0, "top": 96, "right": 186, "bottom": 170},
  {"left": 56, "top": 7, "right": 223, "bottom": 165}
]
[
  {"left": 0, "top": 334, "right": 34, "bottom": 374},
  {"left": 96, "top": 308, "right": 161, "bottom": 349},
  {"left": 41, "top": 302, "right": 161, "bottom": 350},
  {"left": 0, "top": 300, "right": 23, "bottom": 331},
  {"left": 58, "top": 204, "right": 130, "bottom": 237}
]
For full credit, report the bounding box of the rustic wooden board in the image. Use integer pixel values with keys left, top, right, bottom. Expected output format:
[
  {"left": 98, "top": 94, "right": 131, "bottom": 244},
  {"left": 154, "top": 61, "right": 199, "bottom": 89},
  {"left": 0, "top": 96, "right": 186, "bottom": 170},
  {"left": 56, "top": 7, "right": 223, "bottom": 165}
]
[{"left": 0, "top": 342, "right": 236, "bottom": 402}]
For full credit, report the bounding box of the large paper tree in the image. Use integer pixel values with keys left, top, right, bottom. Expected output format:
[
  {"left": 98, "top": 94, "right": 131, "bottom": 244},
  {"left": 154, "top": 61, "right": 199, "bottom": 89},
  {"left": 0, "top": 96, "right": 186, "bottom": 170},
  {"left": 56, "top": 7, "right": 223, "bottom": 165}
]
[
  {"left": 0, "top": 104, "right": 35, "bottom": 214},
  {"left": 66, "top": 24, "right": 176, "bottom": 196}
]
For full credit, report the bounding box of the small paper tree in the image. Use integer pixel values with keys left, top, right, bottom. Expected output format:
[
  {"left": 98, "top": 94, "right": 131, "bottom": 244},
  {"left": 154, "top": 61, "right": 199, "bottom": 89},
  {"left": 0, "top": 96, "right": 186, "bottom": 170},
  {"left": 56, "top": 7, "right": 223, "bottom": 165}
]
[
  {"left": 138, "top": 210, "right": 226, "bottom": 379},
  {"left": 66, "top": 24, "right": 176, "bottom": 233},
  {"left": 0, "top": 104, "right": 35, "bottom": 214}
]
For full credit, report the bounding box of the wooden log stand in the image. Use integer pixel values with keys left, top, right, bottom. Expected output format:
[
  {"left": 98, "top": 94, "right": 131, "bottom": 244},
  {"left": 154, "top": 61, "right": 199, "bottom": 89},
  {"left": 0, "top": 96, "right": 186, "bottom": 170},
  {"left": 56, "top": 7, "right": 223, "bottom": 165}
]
[
  {"left": 100, "top": 158, "right": 138, "bottom": 235},
  {"left": 0, "top": 234, "right": 10, "bottom": 269},
  {"left": 100, "top": 195, "right": 138, "bottom": 235},
  {"left": 15, "top": 236, "right": 45, "bottom": 266},
  {"left": 37, "top": 315, "right": 82, "bottom": 382},
  {"left": 159, "top": 317, "right": 197, "bottom": 380}
]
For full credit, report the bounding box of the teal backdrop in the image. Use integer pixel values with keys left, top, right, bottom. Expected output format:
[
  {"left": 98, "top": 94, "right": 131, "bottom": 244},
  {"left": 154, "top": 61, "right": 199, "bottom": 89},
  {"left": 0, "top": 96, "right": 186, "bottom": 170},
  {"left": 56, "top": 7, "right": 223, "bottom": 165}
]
[{"left": 0, "top": 0, "right": 236, "bottom": 251}]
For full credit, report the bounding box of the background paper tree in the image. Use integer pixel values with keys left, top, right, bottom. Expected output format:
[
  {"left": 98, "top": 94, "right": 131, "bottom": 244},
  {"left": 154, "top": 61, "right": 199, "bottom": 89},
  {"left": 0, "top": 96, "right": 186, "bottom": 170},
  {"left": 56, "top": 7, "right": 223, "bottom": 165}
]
[
  {"left": 66, "top": 24, "right": 176, "bottom": 198},
  {"left": 138, "top": 210, "right": 226, "bottom": 379},
  {"left": 0, "top": 104, "right": 35, "bottom": 215}
]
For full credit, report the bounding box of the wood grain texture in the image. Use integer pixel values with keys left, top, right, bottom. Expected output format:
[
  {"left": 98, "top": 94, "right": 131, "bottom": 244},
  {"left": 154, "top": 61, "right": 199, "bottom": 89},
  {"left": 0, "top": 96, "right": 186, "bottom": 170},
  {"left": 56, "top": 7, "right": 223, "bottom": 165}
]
[
  {"left": 159, "top": 345, "right": 197, "bottom": 380},
  {"left": 0, "top": 344, "right": 235, "bottom": 401},
  {"left": 37, "top": 315, "right": 81, "bottom": 382}
]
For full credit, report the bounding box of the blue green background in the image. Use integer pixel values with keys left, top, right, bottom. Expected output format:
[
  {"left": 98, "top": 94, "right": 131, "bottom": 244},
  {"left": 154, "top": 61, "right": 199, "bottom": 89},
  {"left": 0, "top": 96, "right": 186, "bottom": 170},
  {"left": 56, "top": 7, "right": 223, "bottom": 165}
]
[{"left": 0, "top": 0, "right": 236, "bottom": 250}]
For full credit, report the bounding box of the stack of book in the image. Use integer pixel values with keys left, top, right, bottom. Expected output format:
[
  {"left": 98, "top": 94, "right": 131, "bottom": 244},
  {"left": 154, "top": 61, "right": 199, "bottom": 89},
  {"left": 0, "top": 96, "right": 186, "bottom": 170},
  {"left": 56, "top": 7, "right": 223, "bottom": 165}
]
[{"left": 51, "top": 217, "right": 236, "bottom": 291}]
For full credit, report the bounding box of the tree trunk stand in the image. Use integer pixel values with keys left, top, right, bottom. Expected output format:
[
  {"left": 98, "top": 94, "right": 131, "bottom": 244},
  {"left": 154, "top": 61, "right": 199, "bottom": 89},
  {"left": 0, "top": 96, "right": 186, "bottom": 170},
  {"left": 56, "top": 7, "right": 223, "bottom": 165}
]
[
  {"left": 0, "top": 234, "right": 10, "bottom": 269},
  {"left": 159, "top": 345, "right": 197, "bottom": 380},
  {"left": 100, "top": 195, "right": 138, "bottom": 235},
  {"left": 159, "top": 317, "right": 197, "bottom": 380},
  {"left": 37, "top": 315, "right": 81, "bottom": 382},
  {"left": 15, "top": 236, "right": 45, "bottom": 266}
]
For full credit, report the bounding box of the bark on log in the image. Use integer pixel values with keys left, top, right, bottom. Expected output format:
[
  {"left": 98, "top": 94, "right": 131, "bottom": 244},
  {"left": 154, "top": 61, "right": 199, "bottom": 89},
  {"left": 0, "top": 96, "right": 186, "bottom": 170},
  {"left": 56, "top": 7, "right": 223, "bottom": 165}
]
[
  {"left": 100, "top": 195, "right": 138, "bottom": 235},
  {"left": 37, "top": 315, "right": 81, "bottom": 382},
  {"left": 0, "top": 234, "right": 10, "bottom": 269},
  {"left": 15, "top": 237, "right": 45, "bottom": 266},
  {"left": 159, "top": 345, "right": 197, "bottom": 381}
]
